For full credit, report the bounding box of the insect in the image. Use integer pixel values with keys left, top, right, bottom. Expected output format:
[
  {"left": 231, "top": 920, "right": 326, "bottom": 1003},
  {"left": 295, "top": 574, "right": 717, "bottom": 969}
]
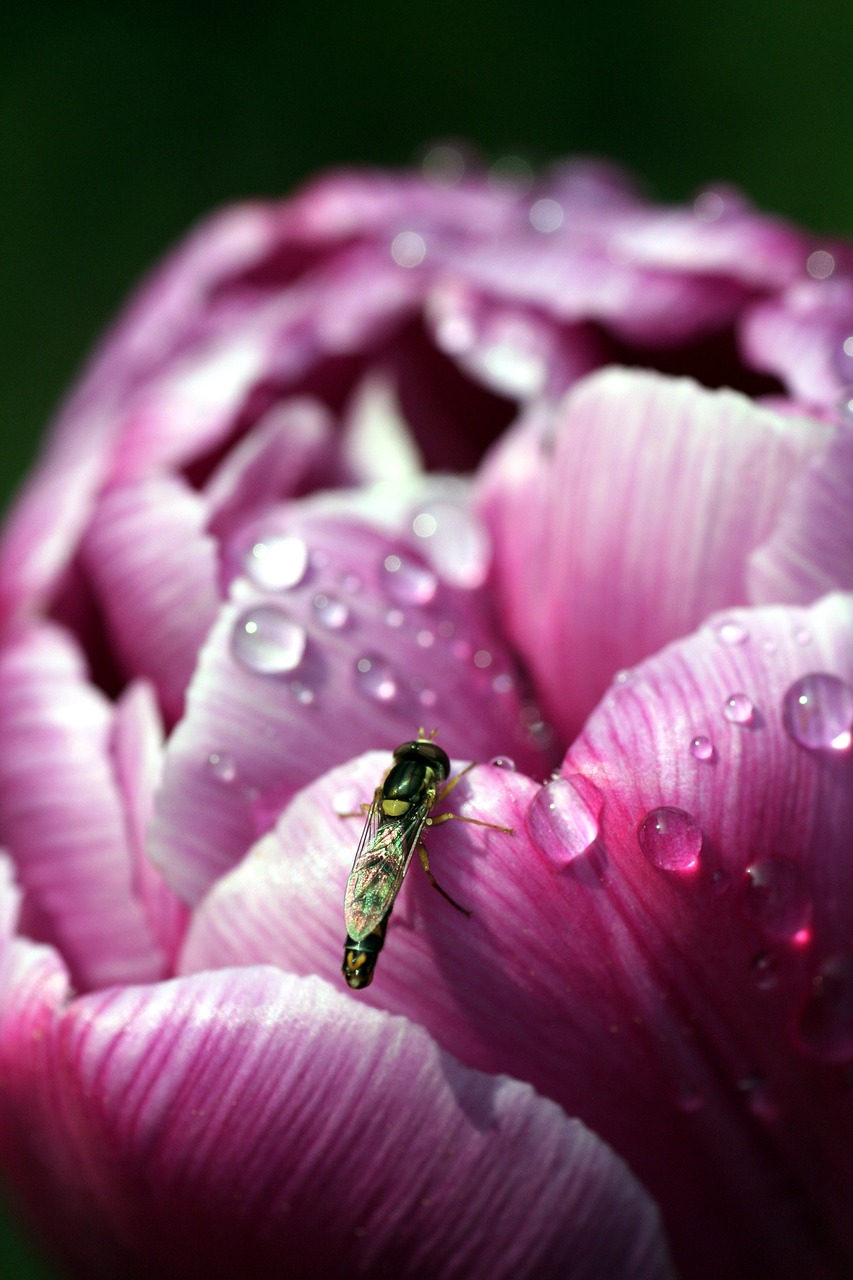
[{"left": 342, "top": 731, "right": 513, "bottom": 989}]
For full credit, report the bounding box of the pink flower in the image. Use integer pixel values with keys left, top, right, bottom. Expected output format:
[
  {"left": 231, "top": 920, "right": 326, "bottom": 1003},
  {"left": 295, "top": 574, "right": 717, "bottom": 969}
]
[{"left": 1, "top": 149, "right": 852, "bottom": 1279}]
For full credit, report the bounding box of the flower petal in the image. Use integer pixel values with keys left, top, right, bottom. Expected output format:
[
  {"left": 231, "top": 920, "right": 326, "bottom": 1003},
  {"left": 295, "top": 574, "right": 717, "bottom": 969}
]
[
  {"left": 0, "top": 922, "right": 672, "bottom": 1280},
  {"left": 476, "top": 367, "right": 832, "bottom": 738},
  {"left": 150, "top": 505, "right": 552, "bottom": 905},
  {"left": 741, "top": 276, "right": 853, "bottom": 406},
  {"left": 0, "top": 625, "right": 166, "bottom": 989},
  {"left": 185, "top": 594, "right": 853, "bottom": 1278},
  {"left": 80, "top": 475, "right": 220, "bottom": 723}
]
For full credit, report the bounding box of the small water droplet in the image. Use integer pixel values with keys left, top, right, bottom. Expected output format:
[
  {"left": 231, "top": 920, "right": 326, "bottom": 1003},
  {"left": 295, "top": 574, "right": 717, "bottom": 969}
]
[
  {"left": 391, "top": 230, "right": 427, "bottom": 268},
  {"left": 525, "top": 777, "right": 600, "bottom": 865},
  {"left": 716, "top": 619, "right": 749, "bottom": 645},
  {"left": 412, "top": 512, "right": 437, "bottom": 538},
  {"left": 492, "top": 672, "right": 514, "bottom": 694},
  {"left": 312, "top": 593, "right": 349, "bottom": 630},
  {"left": 416, "top": 629, "right": 435, "bottom": 648},
  {"left": 782, "top": 672, "right": 853, "bottom": 750},
  {"left": 614, "top": 668, "right": 632, "bottom": 686},
  {"left": 207, "top": 751, "right": 237, "bottom": 783},
  {"left": 794, "top": 626, "right": 812, "bottom": 646},
  {"left": 740, "top": 859, "right": 812, "bottom": 942},
  {"left": 384, "top": 554, "right": 437, "bottom": 605},
  {"left": 385, "top": 608, "right": 405, "bottom": 628},
  {"left": 473, "top": 649, "right": 492, "bottom": 669},
  {"left": 290, "top": 680, "right": 315, "bottom": 705},
  {"left": 231, "top": 605, "right": 307, "bottom": 675},
  {"left": 638, "top": 807, "right": 702, "bottom": 872},
  {"left": 244, "top": 534, "right": 308, "bottom": 591},
  {"left": 750, "top": 950, "right": 780, "bottom": 991},
  {"left": 723, "top": 692, "right": 756, "bottom": 725},
  {"left": 690, "top": 735, "right": 715, "bottom": 762},
  {"left": 489, "top": 756, "right": 517, "bottom": 770},
  {"left": 796, "top": 954, "right": 853, "bottom": 1063},
  {"left": 354, "top": 655, "right": 398, "bottom": 702},
  {"left": 418, "top": 688, "right": 437, "bottom": 708}
]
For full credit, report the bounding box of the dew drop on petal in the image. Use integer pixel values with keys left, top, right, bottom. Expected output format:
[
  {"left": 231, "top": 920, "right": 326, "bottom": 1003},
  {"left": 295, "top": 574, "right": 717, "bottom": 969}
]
[
  {"left": 231, "top": 605, "right": 307, "bottom": 675},
  {"left": 489, "top": 756, "right": 516, "bottom": 771},
  {"left": 740, "top": 859, "right": 812, "bottom": 942},
  {"left": 796, "top": 955, "right": 853, "bottom": 1063},
  {"left": 637, "top": 807, "right": 702, "bottom": 872},
  {"left": 244, "top": 534, "right": 308, "bottom": 591},
  {"left": 525, "top": 777, "right": 600, "bottom": 865},
  {"left": 207, "top": 751, "right": 237, "bottom": 783},
  {"left": 723, "top": 692, "right": 755, "bottom": 725},
  {"left": 412, "top": 512, "right": 437, "bottom": 539},
  {"left": 419, "top": 688, "right": 437, "bottom": 708},
  {"left": 473, "top": 649, "right": 492, "bottom": 669},
  {"left": 313, "top": 593, "right": 350, "bottom": 630},
  {"left": 715, "top": 619, "right": 749, "bottom": 645},
  {"left": 782, "top": 672, "right": 853, "bottom": 750},
  {"left": 384, "top": 554, "right": 438, "bottom": 605},
  {"left": 355, "top": 655, "right": 398, "bottom": 702},
  {"left": 690, "top": 735, "right": 715, "bottom": 762}
]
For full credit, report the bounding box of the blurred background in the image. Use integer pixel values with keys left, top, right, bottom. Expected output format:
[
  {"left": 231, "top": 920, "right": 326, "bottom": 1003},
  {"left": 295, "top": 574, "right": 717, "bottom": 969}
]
[{"left": 1, "top": 0, "right": 850, "bottom": 1272}]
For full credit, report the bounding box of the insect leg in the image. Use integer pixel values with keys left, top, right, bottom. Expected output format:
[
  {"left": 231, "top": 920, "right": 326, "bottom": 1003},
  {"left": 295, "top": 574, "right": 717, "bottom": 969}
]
[
  {"left": 417, "top": 840, "right": 471, "bottom": 916},
  {"left": 430, "top": 810, "right": 514, "bottom": 834},
  {"left": 338, "top": 786, "right": 382, "bottom": 820}
]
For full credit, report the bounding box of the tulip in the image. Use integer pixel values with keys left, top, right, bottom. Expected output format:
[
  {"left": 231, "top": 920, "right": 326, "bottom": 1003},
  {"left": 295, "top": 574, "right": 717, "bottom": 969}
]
[{"left": 1, "top": 148, "right": 852, "bottom": 1279}]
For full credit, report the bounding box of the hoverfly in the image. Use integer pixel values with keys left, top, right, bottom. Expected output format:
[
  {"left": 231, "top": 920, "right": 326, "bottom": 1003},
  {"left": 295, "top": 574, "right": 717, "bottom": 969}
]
[{"left": 342, "top": 732, "right": 513, "bottom": 989}]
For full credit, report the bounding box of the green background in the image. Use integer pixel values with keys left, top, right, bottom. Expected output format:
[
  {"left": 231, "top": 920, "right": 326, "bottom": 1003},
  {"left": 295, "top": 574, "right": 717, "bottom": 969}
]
[{"left": 1, "top": 1, "right": 850, "bottom": 1273}]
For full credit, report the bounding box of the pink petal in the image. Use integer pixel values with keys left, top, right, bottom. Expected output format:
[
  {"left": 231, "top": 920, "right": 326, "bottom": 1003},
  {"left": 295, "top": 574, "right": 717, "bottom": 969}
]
[
  {"left": 185, "top": 593, "right": 853, "bottom": 1278},
  {"left": 80, "top": 476, "right": 220, "bottom": 723},
  {"left": 150, "top": 504, "right": 552, "bottom": 906},
  {"left": 0, "top": 928, "right": 672, "bottom": 1280},
  {"left": 0, "top": 625, "right": 166, "bottom": 989},
  {"left": 476, "top": 367, "right": 833, "bottom": 739},
  {"left": 741, "top": 276, "right": 853, "bottom": 406}
]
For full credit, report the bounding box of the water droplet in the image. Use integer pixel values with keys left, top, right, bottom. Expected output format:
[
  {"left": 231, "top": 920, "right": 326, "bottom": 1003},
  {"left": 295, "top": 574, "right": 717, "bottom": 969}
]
[
  {"left": 750, "top": 950, "right": 780, "bottom": 990},
  {"left": 416, "top": 629, "right": 435, "bottom": 648},
  {"left": 231, "top": 605, "right": 307, "bottom": 675},
  {"left": 354, "top": 655, "right": 398, "bottom": 702},
  {"left": 690, "top": 735, "right": 715, "bottom": 762},
  {"left": 716, "top": 619, "right": 749, "bottom": 645},
  {"left": 473, "top": 649, "right": 492, "bottom": 669},
  {"left": 723, "top": 692, "right": 756, "bottom": 725},
  {"left": 418, "top": 688, "right": 437, "bottom": 708},
  {"left": 638, "top": 807, "right": 702, "bottom": 872},
  {"left": 525, "top": 777, "right": 600, "bottom": 865},
  {"left": 391, "top": 231, "right": 426, "bottom": 268},
  {"left": 806, "top": 249, "right": 835, "bottom": 279},
  {"left": 244, "top": 534, "right": 308, "bottom": 591},
  {"left": 383, "top": 554, "right": 437, "bottom": 605},
  {"left": 489, "top": 756, "right": 516, "bottom": 770},
  {"left": 614, "top": 668, "right": 633, "bottom": 686},
  {"left": 492, "top": 672, "right": 514, "bottom": 694},
  {"left": 782, "top": 672, "right": 853, "bottom": 750},
  {"left": 530, "top": 197, "right": 564, "bottom": 233},
  {"left": 410, "top": 500, "right": 491, "bottom": 588},
  {"left": 290, "top": 680, "right": 315, "bottom": 705},
  {"left": 385, "top": 608, "right": 405, "bottom": 628},
  {"left": 412, "top": 512, "right": 437, "bottom": 539},
  {"left": 207, "top": 751, "right": 237, "bottom": 783},
  {"left": 740, "top": 859, "right": 812, "bottom": 942},
  {"left": 312, "top": 593, "right": 349, "bottom": 630},
  {"left": 794, "top": 626, "right": 811, "bottom": 646},
  {"left": 796, "top": 955, "right": 853, "bottom": 1063}
]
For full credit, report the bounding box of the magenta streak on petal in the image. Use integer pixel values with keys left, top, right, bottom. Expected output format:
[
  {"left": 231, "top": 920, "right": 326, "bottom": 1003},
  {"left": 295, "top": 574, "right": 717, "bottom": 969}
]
[
  {"left": 0, "top": 625, "right": 167, "bottom": 991},
  {"left": 0, "top": 931, "right": 674, "bottom": 1280}
]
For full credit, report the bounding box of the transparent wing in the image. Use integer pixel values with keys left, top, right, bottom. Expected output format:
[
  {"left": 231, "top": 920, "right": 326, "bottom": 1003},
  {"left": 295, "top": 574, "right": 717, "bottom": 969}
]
[{"left": 344, "top": 794, "right": 431, "bottom": 941}]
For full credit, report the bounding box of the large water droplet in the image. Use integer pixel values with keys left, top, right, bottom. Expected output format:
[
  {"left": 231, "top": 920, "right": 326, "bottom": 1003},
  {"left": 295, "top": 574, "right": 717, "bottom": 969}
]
[
  {"left": 231, "top": 605, "right": 307, "bottom": 675},
  {"left": 638, "top": 807, "right": 702, "bottom": 871},
  {"left": 383, "top": 553, "right": 437, "bottom": 605},
  {"left": 690, "top": 735, "right": 715, "bottom": 762},
  {"left": 782, "top": 672, "right": 853, "bottom": 750},
  {"left": 740, "top": 859, "right": 812, "bottom": 942},
  {"left": 723, "top": 692, "right": 756, "bottom": 725},
  {"left": 312, "top": 593, "right": 349, "bottom": 630},
  {"left": 244, "top": 534, "right": 308, "bottom": 591},
  {"left": 525, "top": 777, "right": 600, "bottom": 865},
  {"left": 796, "top": 955, "right": 853, "bottom": 1063},
  {"left": 354, "top": 654, "right": 398, "bottom": 702}
]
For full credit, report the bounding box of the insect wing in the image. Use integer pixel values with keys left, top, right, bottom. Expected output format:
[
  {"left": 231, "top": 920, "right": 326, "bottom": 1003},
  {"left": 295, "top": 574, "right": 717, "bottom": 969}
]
[{"left": 344, "top": 796, "right": 430, "bottom": 941}]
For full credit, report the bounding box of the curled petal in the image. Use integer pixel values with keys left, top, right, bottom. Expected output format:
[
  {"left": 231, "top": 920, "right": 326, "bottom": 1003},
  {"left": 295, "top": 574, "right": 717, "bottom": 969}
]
[
  {"left": 0, "top": 916, "right": 672, "bottom": 1280},
  {"left": 185, "top": 594, "right": 853, "bottom": 1278},
  {"left": 0, "top": 625, "right": 166, "bottom": 989},
  {"left": 150, "top": 505, "right": 552, "bottom": 905},
  {"left": 476, "top": 367, "right": 833, "bottom": 738}
]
